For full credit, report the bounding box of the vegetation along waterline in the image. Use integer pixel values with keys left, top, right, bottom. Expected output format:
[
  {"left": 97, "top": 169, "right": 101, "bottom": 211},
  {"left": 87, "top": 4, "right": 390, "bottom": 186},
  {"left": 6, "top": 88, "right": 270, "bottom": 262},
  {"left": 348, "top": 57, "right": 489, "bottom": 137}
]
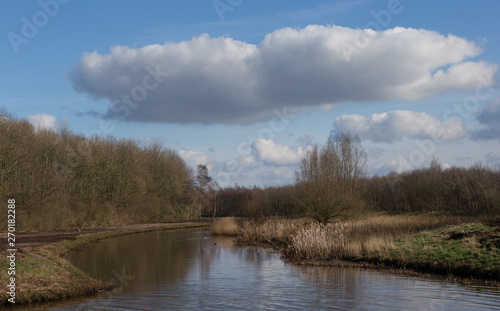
[
  {"left": 0, "top": 222, "right": 208, "bottom": 305},
  {"left": 212, "top": 216, "right": 500, "bottom": 285}
]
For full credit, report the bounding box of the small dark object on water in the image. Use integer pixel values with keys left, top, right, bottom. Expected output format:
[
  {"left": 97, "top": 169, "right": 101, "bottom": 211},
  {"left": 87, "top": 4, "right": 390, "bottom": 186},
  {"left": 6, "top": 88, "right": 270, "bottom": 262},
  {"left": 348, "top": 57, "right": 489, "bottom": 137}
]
[{"left": 214, "top": 243, "right": 217, "bottom": 245}]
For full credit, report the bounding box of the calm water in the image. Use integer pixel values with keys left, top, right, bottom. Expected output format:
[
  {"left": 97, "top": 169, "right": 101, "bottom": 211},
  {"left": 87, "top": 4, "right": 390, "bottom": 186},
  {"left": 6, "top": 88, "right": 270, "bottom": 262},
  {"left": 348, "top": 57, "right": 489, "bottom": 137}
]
[{"left": 50, "top": 229, "right": 500, "bottom": 310}]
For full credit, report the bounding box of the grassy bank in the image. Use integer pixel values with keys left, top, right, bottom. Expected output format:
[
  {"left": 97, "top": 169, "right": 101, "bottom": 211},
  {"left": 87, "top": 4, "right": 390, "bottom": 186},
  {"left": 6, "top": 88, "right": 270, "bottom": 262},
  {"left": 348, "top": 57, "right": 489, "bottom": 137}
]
[
  {"left": 380, "top": 223, "right": 500, "bottom": 280},
  {"left": 212, "top": 215, "right": 500, "bottom": 284},
  {"left": 0, "top": 222, "right": 209, "bottom": 306}
]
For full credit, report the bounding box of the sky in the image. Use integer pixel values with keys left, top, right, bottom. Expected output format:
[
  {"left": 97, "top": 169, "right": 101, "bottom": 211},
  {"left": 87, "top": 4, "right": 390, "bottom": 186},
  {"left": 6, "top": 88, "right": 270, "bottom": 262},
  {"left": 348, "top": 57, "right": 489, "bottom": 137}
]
[{"left": 1, "top": 0, "right": 500, "bottom": 187}]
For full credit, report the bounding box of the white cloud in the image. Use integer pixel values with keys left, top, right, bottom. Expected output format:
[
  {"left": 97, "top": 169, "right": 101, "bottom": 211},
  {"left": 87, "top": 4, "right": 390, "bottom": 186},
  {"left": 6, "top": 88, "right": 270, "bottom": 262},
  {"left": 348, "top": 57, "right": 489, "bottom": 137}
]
[
  {"left": 375, "top": 158, "right": 453, "bottom": 176},
  {"left": 334, "top": 110, "right": 467, "bottom": 143},
  {"left": 178, "top": 150, "right": 266, "bottom": 186},
  {"left": 237, "top": 155, "right": 256, "bottom": 167},
  {"left": 178, "top": 146, "right": 305, "bottom": 187},
  {"left": 178, "top": 150, "right": 216, "bottom": 171},
  {"left": 68, "top": 25, "right": 496, "bottom": 125},
  {"left": 28, "top": 114, "right": 58, "bottom": 131},
  {"left": 220, "top": 155, "right": 257, "bottom": 178},
  {"left": 251, "top": 139, "right": 311, "bottom": 166}
]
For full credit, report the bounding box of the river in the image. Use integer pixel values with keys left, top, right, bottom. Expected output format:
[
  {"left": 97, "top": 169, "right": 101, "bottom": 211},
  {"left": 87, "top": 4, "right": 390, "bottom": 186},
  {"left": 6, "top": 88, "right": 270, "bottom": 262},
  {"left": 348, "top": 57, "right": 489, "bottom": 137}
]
[{"left": 51, "top": 228, "right": 499, "bottom": 310}]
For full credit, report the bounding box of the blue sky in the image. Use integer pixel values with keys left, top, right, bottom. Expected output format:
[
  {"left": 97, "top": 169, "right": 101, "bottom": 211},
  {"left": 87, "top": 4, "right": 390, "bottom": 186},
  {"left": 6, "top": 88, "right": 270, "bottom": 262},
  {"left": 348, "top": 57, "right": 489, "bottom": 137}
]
[{"left": 2, "top": 0, "right": 500, "bottom": 187}]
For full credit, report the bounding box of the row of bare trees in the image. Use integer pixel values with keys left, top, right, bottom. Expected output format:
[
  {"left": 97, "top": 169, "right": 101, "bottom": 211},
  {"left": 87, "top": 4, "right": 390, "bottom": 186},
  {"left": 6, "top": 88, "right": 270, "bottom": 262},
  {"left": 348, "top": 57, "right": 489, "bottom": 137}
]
[
  {"left": 202, "top": 133, "right": 499, "bottom": 222},
  {"left": 2, "top": 107, "right": 497, "bottom": 229},
  {"left": 361, "top": 160, "right": 500, "bottom": 215},
  {"left": 0, "top": 110, "right": 196, "bottom": 231},
  {"left": 204, "top": 185, "right": 301, "bottom": 218}
]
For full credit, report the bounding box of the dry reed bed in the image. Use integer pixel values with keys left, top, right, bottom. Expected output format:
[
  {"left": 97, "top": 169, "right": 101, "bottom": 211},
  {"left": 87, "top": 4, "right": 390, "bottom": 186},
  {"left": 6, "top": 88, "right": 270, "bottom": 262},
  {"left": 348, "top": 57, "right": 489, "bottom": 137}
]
[
  {"left": 287, "top": 215, "right": 466, "bottom": 260},
  {"left": 212, "top": 215, "right": 466, "bottom": 260},
  {"left": 212, "top": 215, "right": 500, "bottom": 284}
]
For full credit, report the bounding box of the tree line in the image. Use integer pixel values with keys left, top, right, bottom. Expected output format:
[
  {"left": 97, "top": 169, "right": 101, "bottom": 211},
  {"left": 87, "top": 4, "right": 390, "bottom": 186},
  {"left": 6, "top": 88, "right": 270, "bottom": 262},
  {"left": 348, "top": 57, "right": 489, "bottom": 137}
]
[
  {"left": 2, "top": 108, "right": 498, "bottom": 230},
  {"left": 361, "top": 160, "right": 500, "bottom": 215},
  {"left": 201, "top": 136, "right": 500, "bottom": 222},
  {"left": 0, "top": 109, "right": 197, "bottom": 231}
]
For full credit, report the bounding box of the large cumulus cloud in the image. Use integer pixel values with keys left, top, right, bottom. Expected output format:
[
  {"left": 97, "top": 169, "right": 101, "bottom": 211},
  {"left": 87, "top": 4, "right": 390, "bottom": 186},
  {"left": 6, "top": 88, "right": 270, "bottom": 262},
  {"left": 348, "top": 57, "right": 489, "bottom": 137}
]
[{"left": 68, "top": 25, "right": 497, "bottom": 124}]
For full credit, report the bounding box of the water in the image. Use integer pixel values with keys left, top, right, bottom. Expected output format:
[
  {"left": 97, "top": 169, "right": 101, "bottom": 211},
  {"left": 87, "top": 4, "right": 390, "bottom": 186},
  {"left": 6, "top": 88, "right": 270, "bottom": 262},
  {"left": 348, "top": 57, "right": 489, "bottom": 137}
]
[{"left": 51, "top": 229, "right": 499, "bottom": 310}]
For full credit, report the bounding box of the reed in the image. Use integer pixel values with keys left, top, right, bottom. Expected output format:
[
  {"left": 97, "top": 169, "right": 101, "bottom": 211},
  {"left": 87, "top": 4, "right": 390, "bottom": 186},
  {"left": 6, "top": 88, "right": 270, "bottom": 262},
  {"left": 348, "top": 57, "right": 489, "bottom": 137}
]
[
  {"left": 211, "top": 217, "right": 241, "bottom": 236},
  {"left": 229, "top": 214, "right": 466, "bottom": 260},
  {"left": 218, "top": 214, "right": 500, "bottom": 282}
]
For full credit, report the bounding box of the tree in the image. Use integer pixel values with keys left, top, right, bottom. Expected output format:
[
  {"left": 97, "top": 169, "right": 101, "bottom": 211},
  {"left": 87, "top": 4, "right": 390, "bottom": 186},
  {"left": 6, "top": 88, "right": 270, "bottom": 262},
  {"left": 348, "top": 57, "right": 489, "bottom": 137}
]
[
  {"left": 295, "top": 132, "right": 366, "bottom": 224},
  {"left": 195, "top": 165, "right": 219, "bottom": 217}
]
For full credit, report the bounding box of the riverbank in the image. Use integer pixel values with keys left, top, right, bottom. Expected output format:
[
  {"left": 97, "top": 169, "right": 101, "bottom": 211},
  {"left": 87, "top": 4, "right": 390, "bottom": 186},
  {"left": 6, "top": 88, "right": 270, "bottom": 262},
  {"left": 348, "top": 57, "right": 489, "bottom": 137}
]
[
  {"left": 0, "top": 222, "right": 210, "bottom": 306},
  {"left": 212, "top": 215, "right": 500, "bottom": 286}
]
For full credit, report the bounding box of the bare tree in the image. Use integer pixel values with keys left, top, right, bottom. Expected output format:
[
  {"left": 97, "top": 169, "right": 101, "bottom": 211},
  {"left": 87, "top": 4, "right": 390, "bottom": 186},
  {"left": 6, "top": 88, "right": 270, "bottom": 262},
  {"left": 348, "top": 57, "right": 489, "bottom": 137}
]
[
  {"left": 195, "top": 165, "right": 219, "bottom": 217},
  {"left": 295, "top": 132, "right": 366, "bottom": 224}
]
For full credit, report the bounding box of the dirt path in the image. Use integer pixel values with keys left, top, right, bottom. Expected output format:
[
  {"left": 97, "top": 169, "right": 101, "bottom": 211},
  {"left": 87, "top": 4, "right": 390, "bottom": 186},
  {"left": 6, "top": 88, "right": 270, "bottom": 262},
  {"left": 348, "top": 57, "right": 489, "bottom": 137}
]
[{"left": 0, "top": 222, "right": 210, "bottom": 256}]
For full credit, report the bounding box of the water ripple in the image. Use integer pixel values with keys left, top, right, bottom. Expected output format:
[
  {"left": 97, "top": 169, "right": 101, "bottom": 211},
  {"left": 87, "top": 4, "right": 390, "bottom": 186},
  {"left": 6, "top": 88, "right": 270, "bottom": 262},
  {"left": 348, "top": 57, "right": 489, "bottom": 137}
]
[{"left": 53, "top": 229, "right": 500, "bottom": 311}]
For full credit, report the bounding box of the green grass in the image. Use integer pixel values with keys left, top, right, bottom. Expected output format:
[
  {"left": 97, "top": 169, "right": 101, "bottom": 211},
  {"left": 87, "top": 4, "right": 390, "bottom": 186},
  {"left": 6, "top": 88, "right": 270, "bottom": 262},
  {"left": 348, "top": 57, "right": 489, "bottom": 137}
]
[
  {"left": 1, "top": 251, "right": 110, "bottom": 305},
  {"left": 381, "top": 224, "right": 500, "bottom": 280}
]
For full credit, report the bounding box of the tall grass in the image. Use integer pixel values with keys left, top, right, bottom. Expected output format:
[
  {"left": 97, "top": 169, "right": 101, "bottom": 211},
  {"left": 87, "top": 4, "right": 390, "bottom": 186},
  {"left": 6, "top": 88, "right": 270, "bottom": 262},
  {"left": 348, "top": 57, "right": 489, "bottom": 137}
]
[
  {"left": 288, "top": 223, "right": 345, "bottom": 259},
  {"left": 212, "top": 217, "right": 307, "bottom": 245},
  {"left": 334, "top": 215, "right": 464, "bottom": 259},
  {"left": 211, "top": 217, "right": 240, "bottom": 236},
  {"left": 227, "top": 215, "right": 467, "bottom": 260},
  {"left": 212, "top": 214, "right": 500, "bottom": 282},
  {"left": 238, "top": 218, "right": 307, "bottom": 246}
]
